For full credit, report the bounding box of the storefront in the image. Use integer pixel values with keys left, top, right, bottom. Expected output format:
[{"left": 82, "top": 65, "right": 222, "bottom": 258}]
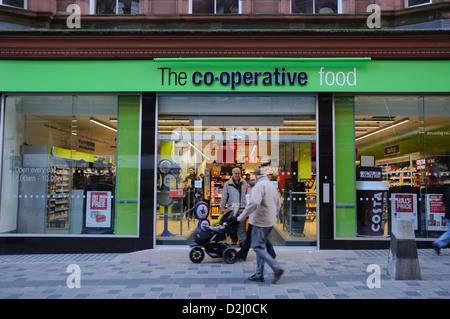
[{"left": 0, "top": 58, "right": 448, "bottom": 253}]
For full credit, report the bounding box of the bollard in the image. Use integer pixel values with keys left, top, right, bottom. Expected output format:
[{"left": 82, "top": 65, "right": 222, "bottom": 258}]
[{"left": 387, "top": 219, "right": 421, "bottom": 280}]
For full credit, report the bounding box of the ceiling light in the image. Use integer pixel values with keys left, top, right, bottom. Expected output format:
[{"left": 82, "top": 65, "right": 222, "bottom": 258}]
[
  {"left": 283, "top": 126, "right": 316, "bottom": 129},
  {"left": 173, "top": 131, "right": 210, "bottom": 161},
  {"left": 90, "top": 118, "right": 117, "bottom": 132},
  {"left": 158, "top": 119, "right": 189, "bottom": 123},
  {"left": 355, "top": 119, "right": 409, "bottom": 141},
  {"left": 284, "top": 120, "right": 316, "bottom": 124}
]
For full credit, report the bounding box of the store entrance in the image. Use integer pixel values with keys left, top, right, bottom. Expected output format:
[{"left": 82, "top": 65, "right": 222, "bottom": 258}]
[{"left": 155, "top": 94, "right": 317, "bottom": 246}]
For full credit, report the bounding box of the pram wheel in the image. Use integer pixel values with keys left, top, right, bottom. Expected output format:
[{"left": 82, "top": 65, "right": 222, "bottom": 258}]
[
  {"left": 222, "top": 247, "right": 238, "bottom": 264},
  {"left": 189, "top": 246, "right": 205, "bottom": 263}
]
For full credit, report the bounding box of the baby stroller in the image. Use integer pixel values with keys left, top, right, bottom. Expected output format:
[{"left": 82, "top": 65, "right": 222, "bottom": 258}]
[{"left": 189, "top": 211, "right": 239, "bottom": 264}]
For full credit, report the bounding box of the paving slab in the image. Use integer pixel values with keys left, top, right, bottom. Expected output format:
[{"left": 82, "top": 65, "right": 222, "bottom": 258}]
[{"left": 0, "top": 247, "right": 449, "bottom": 300}]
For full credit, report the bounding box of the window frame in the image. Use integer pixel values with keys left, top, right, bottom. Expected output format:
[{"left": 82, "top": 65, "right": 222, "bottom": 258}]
[
  {"left": 405, "top": 0, "right": 432, "bottom": 8},
  {"left": 291, "top": 0, "right": 342, "bottom": 14},
  {"left": 0, "top": 93, "right": 142, "bottom": 237},
  {"left": 0, "top": 0, "right": 27, "bottom": 9},
  {"left": 189, "top": 0, "right": 242, "bottom": 14},
  {"left": 90, "top": 0, "right": 140, "bottom": 15},
  {"left": 334, "top": 93, "right": 450, "bottom": 241}
]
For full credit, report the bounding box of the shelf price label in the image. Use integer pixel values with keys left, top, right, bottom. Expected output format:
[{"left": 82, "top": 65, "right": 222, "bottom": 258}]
[{"left": 416, "top": 158, "right": 426, "bottom": 170}]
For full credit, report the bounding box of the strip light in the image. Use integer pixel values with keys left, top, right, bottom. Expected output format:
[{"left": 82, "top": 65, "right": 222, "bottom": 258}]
[
  {"left": 355, "top": 119, "right": 409, "bottom": 141},
  {"left": 90, "top": 118, "right": 117, "bottom": 132},
  {"left": 174, "top": 131, "right": 211, "bottom": 161}
]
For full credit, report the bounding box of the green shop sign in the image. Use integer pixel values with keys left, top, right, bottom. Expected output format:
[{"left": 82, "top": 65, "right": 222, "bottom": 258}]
[{"left": 0, "top": 58, "right": 448, "bottom": 92}]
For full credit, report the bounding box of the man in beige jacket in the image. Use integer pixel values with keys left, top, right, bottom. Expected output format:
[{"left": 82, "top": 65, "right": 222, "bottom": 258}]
[
  {"left": 220, "top": 167, "right": 247, "bottom": 245},
  {"left": 237, "top": 167, "right": 284, "bottom": 283}
]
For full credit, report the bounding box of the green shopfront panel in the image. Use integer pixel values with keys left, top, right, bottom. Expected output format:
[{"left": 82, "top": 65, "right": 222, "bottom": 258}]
[
  {"left": 0, "top": 58, "right": 448, "bottom": 245},
  {"left": 0, "top": 59, "right": 448, "bottom": 93}
]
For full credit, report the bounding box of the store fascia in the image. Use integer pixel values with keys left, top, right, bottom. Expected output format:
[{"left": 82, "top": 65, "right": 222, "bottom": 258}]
[
  {"left": 0, "top": 58, "right": 448, "bottom": 251},
  {"left": 1, "top": 58, "right": 448, "bottom": 93}
]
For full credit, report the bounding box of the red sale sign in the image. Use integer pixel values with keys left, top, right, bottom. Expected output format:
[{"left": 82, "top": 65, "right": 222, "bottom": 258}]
[
  {"left": 394, "top": 194, "right": 414, "bottom": 213},
  {"left": 428, "top": 194, "right": 445, "bottom": 213},
  {"left": 426, "top": 194, "right": 446, "bottom": 231},
  {"left": 391, "top": 193, "right": 417, "bottom": 230},
  {"left": 86, "top": 191, "right": 112, "bottom": 228},
  {"left": 90, "top": 192, "right": 108, "bottom": 210}
]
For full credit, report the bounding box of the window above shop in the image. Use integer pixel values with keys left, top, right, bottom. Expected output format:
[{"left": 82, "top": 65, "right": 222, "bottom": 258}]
[
  {"left": 406, "top": 0, "right": 432, "bottom": 8},
  {"left": 291, "top": 0, "right": 340, "bottom": 14},
  {"left": 191, "top": 0, "right": 240, "bottom": 14},
  {"left": 0, "top": 0, "right": 26, "bottom": 9},
  {"left": 92, "top": 0, "right": 140, "bottom": 14}
]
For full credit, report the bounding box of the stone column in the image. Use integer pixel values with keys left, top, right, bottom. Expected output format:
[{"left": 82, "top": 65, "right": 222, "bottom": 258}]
[{"left": 387, "top": 219, "right": 421, "bottom": 280}]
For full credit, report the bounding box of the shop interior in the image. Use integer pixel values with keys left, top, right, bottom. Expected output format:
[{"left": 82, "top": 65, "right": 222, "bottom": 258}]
[
  {"left": 156, "top": 105, "right": 318, "bottom": 246},
  {"left": 0, "top": 95, "right": 118, "bottom": 234},
  {"left": 354, "top": 95, "right": 450, "bottom": 238}
]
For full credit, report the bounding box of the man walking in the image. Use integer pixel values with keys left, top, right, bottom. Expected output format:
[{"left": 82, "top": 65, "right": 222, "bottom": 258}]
[
  {"left": 221, "top": 167, "right": 247, "bottom": 245},
  {"left": 237, "top": 167, "right": 284, "bottom": 283}
]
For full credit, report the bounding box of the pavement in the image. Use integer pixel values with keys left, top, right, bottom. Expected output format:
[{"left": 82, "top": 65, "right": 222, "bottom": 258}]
[{"left": 0, "top": 246, "right": 449, "bottom": 301}]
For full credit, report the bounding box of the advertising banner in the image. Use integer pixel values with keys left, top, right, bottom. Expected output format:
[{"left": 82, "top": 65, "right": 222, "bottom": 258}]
[
  {"left": 204, "top": 168, "right": 211, "bottom": 200},
  {"left": 391, "top": 193, "right": 418, "bottom": 230},
  {"left": 426, "top": 194, "right": 447, "bottom": 231},
  {"left": 86, "top": 191, "right": 112, "bottom": 228},
  {"left": 356, "top": 181, "right": 388, "bottom": 237}
]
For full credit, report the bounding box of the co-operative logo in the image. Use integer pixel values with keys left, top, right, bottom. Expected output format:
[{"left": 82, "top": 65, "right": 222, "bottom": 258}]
[
  {"left": 158, "top": 66, "right": 359, "bottom": 89},
  {"left": 157, "top": 67, "right": 308, "bottom": 90}
]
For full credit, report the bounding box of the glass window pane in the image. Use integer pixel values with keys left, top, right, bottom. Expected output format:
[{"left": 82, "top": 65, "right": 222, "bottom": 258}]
[
  {"left": 292, "top": 0, "right": 313, "bottom": 13},
  {"left": 292, "top": 0, "right": 338, "bottom": 14},
  {"left": 96, "top": 0, "right": 116, "bottom": 14},
  {"left": 315, "top": 0, "right": 337, "bottom": 13},
  {"left": 0, "top": 95, "right": 119, "bottom": 235},
  {"left": 216, "top": 0, "right": 239, "bottom": 13},
  {"left": 346, "top": 95, "right": 450, "bottom": 240},
  {"left": 157, "top": 94, "right": 317, "bottom": 246},
  {"left": 423, "top": 96, "right": 450, "bottom": 234},
  {"left": 407, "top": 0, "right": 431, "bottom": 7},
  {"left": 159, "top": 94, "right": 316, "bottom": 116},
  {"left": 192, "top": 0, "right": 238, "bottom": 14},
  {"left": 118, "top": 0, "right": 140, "bottom": 14},
  {"left": 3, "top": 0, "right": 25, "bottom": 8},
  {"left": 192, "top": 0, "right": 214, "bottom": 13}
]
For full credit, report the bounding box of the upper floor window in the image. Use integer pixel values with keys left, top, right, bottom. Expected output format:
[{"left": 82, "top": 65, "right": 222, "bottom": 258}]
[
  {"left": 405, "top": 0, "right": 432, "bottom": 7},
  {"left": 292, "top": 0, "right": 340, "bottom": 13},
  {"left": 0, "top": 0, "right": 26, "bottom": 9},
  {"left": 191, "top": 0, "right": 240, "bottom": 14},
  {"left": 93, "top": 0, "right": 140, "bottom": 14}
]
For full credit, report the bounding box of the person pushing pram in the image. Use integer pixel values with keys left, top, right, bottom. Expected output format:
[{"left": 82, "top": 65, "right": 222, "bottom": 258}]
[
  {"left": 220, "top": 168, "right": 248, "bottom": 246},
  {"left": 189, "top": 207, "right": 240, "bottom": 264}
]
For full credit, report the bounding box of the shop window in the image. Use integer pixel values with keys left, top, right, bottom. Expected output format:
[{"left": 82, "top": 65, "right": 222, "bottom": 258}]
[
  {"left": 95, "top": 0, "right": 140, "bottom": 14},
  {"left": 335, "top": 95, "right": 450, "bottom": 240},
  {"left": 0, "top": 0, "right": 26, "bottom": 9},
  {"left": 0, "top": 95, "right": 140, "bottom": 236},
  {"left": 406, "top": 0, "right": 432, "bottom": 8},
  {"left": 191, "top": 0, "right": 240, "bottom": 14},
  {"left": 156, "top": 94, "right": 317, "bottom": 246},
  {"left": 292, "top": 0, "right": 339, "bottom": 13}
]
